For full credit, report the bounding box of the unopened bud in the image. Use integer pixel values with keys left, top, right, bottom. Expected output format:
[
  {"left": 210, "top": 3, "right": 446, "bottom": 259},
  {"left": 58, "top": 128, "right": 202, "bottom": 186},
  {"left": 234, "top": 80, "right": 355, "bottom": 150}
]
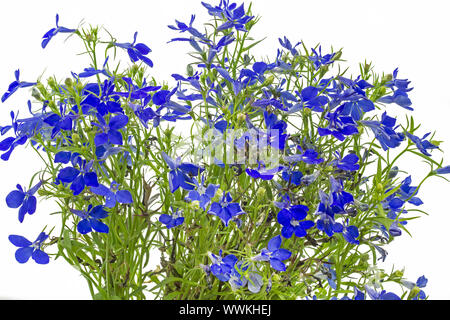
[
  {"left": 376, "top": 183, "right": 384, "bottom": 192},
  {"left": 256, "top": 186, "right": 266, "bottom": 199}
]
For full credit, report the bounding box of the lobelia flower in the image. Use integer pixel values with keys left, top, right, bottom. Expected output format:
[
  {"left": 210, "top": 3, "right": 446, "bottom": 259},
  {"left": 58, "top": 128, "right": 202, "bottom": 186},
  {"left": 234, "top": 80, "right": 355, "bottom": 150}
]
[
  {"left": 202, "top": 1, "right": 254, "bottom": 32},
  {"left": 281, "top": 167, "right": 303, "bottom": 186},
  {"left": 161, "top": 151, "right": 204, "bottom": 193},
  {"left": 208, "top": 191, "right": 245, "bottom": 226},
  {"left": 113, "top": 32, "right": 153, "bottom": 67},
  {"left": 246, "top": 163, "right": 284, "bottom": 181},
  {"left": 361, "top": 112, "right": 405, "bottom": 151},
  {"left": 43, "top": 105, "right": 76, "bottom": 139},
  {"left": 1, "top": 69, "right": 36, "bottom": 103},
  {"left": 185, "top": 177, "right": 219, "bottom": 210},
  {"left": 288, "top": 86, "right": 329, "bottom": 113},
  {"left": 406, "top": 132, "right": 439, "bottom": 157},
  {"left": 284, "top": 147, "right": 324, "bottom": 165},
  {"left": 71, "top": 205, "right": 109, "bottom": 234},
  {"left": 159, "top": 207, "right": 185, "bottom": 229},
  {"left": 318, "top": 105, "right": 359, "bottom": 141},
  {"left": 93, "top": 114, "right": 129, "bottom": 147},
  {"left": 434, "top": 165, "right": 450, "bottom": 175},
  {"left": 57, "top": 158, "right": 99, "bottom": 195},
  {"left": 208, "top": 250, "right": 238, "bottom": 282},
  {"left": 0, "top": 111, "right": 29, "bottom": 161},
  {"left": 78, "top": 57, "right": 111, "bottom": 78},
  {"left": 315, "top": 190, "right": 344, "bottom": 237},
  {"left": 6, "top": 181, "right": 42, "bottom": 223},
  {"left": 364, "top": 285, "right": 401, "bottom": 300},
  {"left": 277, "top": 203, "right": 314, "bottom": 238},
  {"left": 402, "top": 275, "right": 428, "bottom": 300},
  {"left": 309, "top": 46, "right": 335, "bottom": 69},
  {"left": 341, "top": 219, "right": 360, "bottom": 245},
  {"left": 333, "top": 152, "right": 360, "bottom": 171},
  {"left": 329, "top": 176, "right": 354, "bottom": 210},
  {"left": 253, "top": 235, "right": 291, "bottom": 272},
  {"left": 278, "top": 36, "right": 301, "bottom": 56},
  {"left": 90, "top": 181, "right": 133, "bottom": 208},
  {"left": 168, "top": 14, "right": 210, "bottom": 43},
  {"left": 8, "top": 232, "right": 49, "bottom": 264},
  {"left": 41, "top": 14, "right": 76, "bottom": 49},
  {"left": 378, "top": 68, "right": 413, "bottom": 110}
]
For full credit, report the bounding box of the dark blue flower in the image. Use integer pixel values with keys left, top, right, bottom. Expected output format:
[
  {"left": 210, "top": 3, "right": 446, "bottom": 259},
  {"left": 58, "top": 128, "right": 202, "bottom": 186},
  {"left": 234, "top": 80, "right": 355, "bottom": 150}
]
[
  {"left": 402, "top": 275, "right": 428, "bottom": 300},
  {"left": 1, "top": 69, "right": 36, "bottom": 103},
  {"left": 406, "top": 132, "right": 438, "bottom": 157},
  {"left": 8, "top": 232, "right": 49, "bottom": 264},
  {"left": 329, "top": 176, "right": 354, "bottom": 210},
  {"left": 113, "top": 32, "right": 153, "bottom": 67},
  {"left": 365, "top": 285, "right": 401, "bottom": 300},
  {"left": 6, "top": 181, "right": 42, "bottom": 223},
  {"left": 93, "top": 114, "right": 128, "bottom": 146},
  {"left": 378, "top": 68, "right": 413, "bottom": 110},
  {"left": 41, "top": 14, "right": 76, "bottom": 49},
  {"left": 209, "top": 249, "right": 238, "bottom": 282},
  {"left": 159, "top": 207, "right": 185, "bottom": 229},
  {"left": 318, "top": 106, "right": 359, "bottom": 141},
  {"left": 208, "top": 191, "right": 245, "bottom": 226},
  {"left": 309, "top": 46, "right": 335, "bottom": 69},
  {"left": 288, "top": 86, "right": 329, "bottom": 113},
  {"left": 161, "top": 151, "right": 204, "bottom": 193},
  {"left": 334, "top": 152, "right": 360, "bottom": 171},
  {"left": 315, "top": 190, "right": 343, "bottom": 237},
  {"left": 57, "top": 159, "right": 99, "bottom": 195},
  {"left": 253, "top": 235, "right": 291, "bottom": 272},
  {"left": 71, "top": 204, "right": 109, "bottom": 234},
  {"left": 435, "top": 165, "right": 450, "bottom": 175},
  {"left": 246, "top": 163, "right": 284, "bottom": 180},
  {"left": 277, "top": 203, "right": 314, "bottom": 238},
  {"left": 202, "top": 1, "right": 254, "bottom": 32},
  {"left": 278, "top": 36, "right": 301, "bottom": 56},
  {"left": 185, "top": 177, "right": 219, "bottom": 210},
  {"left": 90, "top": 181, "right": 133, "bottom": 208},
  {"left": 361, "top": 112, "right": 405, "bottom": 151}
]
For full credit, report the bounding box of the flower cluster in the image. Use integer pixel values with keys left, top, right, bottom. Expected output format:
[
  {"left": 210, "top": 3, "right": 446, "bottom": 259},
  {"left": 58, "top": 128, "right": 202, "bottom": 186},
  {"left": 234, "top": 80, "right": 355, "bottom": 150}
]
[{"left": 1, "top": 1, "right": 447, "bottom": 300}]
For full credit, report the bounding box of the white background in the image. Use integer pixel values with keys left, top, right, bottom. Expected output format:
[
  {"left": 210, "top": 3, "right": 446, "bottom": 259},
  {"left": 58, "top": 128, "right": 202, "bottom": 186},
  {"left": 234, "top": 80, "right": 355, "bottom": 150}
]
[{"left": 0, "top": 0, "right": 449, "bottom": 299}]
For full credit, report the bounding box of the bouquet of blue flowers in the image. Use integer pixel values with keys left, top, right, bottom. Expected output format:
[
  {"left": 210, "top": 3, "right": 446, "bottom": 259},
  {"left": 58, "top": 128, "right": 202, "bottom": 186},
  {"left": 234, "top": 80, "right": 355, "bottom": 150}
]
[{"left": 2, "top": 0, "right": 449, "bottom": 300}]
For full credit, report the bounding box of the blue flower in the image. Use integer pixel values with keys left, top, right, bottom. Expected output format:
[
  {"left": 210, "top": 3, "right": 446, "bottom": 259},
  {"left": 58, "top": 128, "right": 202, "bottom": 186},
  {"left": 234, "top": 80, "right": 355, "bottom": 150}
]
[
  {"left": 309, "top": 46, "right": 335, "bottom": 69},
  {"left": 253, "top": 235, "right": 291, "bottom": 272},
  {"left": 318, "top": 106, "right": 359, "bottom": 141},
  {"left": 365, "top": 285, "right": 401, "bottom": 300},
  {"left": 329, "top": 176, "right": 354, "bottom": 210},
  {"left": 378, "top": 68, "right": 413, "bottom": 110},
  {"left": 71, "top": 205, "right": 109, "bottom": 234},
  {"left": 435, "top": 165, "right": 450, "bottom": 175},
  {"left": 341, "top": 220, "right": 360, "bottom": 245},
  {"left": 361, "top": 112, "right": 405, "bottom": 151},
  {"left": 315, "top": 190, "right": 343, "bottom": 237},
  {"left": 113, "top": 32, "right": 153, "bottom": 67},
  {"left": 406, "top": 132, "right": 438, "bottom": 157},
  {"left": 1, "top": 69, "right": 36, "bottom": 102},
  {"left": 209, "top": 250, "right": 238, "bottom": 282},
  {"left": 159, "top": 207, "right": 185, "bottom": 229},
  {"left": 208, "top": 192, "right": 245, "bottom": 226},
  {"left": 185, "top": 178, "right": 219, "bottom": 210},
  {"left": 246, "top": 163, "right": 284, "bottom": 181},
  {"left": 284, "top": 147, "right": 324, "bottom": 165},
  {"left": 93, "top": 114, "right": 129, "bottom": 147},
  {"left": 202, "top": 1, "right": 254, "bottom": 32},
  {"left": 402, "top": 275, "right": 428, "bottom": 300},
  {"left": 161, "top": 151, "right": 204, "bottom": 193},
  {"left": 41, "top": 14, "right": 76, "bottom": 49},
  {"left": 288, "top": 86, "right": 329, "bottom": 113},
  {"left": 57, "top": 159, "right": 99, "bottom": 195},
  {"left": 8, "top": 232, "right": 49, "bottom": 264},
  {"left": 278, "top": 36, "right": 301, "bottom": 56},
  {"left": 6, "top": 181, "right": 42, "bottom": 223},
  {"left": 90, "top": 181, "right": 133, "bottom": 208},
  {"left": 277, "top": 203, "right": 314, "bottom": 238},
  {"left": 334, "top": 152, "right": 360, "bottom": 171}
]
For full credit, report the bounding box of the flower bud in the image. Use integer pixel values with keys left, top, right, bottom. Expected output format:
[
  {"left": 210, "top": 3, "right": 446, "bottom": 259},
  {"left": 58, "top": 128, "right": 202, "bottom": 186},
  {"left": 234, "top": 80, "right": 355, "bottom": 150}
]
[
  {"left": 302, "top": 107, "right": 311, "bottom": 116},
  {"left": 64, "top": 77, "right": 73, "bottom": 88},
  {"left": 186, "top": 64, "right": 194, "bottom": 77},
  {"left": 393, "top": 269, "right": 404, "bottom": 279},
  {"left": 376, "top": 183, "right": 384, "bottom": 193},
  {"left": 382, "top": 74, "right": 393, "bottom": 83},
  {"left": 256, "top": 186, "right": 266, "bottom": 199},
  {"left": 410, "top": 286, "right": 421, "bottom": 299},
  {"left": 72, "top": 133, "right": 80, "bottom": 143},
  {"left": 31, "top": 88, "right": 42, "bottom": 101},
  {"left": 237, "top": 113, "right": 246, "bottom": 122},
  {"left": 263, "top": 75, "right": 274, "bottom": 87}
]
